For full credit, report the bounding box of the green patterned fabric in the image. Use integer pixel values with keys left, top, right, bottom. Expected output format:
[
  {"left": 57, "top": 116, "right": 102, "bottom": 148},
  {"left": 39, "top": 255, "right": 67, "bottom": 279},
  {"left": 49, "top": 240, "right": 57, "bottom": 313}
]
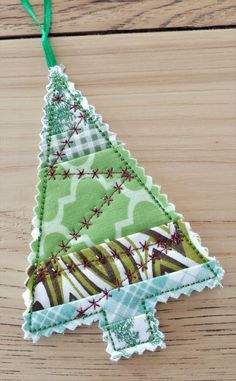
[
  {"left": 22, "top": 65, "right": 224, "bottom": 361},
  {"left": 39, "top": 66, "right": 118, "bottom": 167},
  {"left": 27, "top": 219, "right": 208, "bottom": 312},
  {"left": 40, "top": 124, "right": 117, "bottom": 166},
  {"left": 31, "top": 144, "right": 178, "bottom": 264}
]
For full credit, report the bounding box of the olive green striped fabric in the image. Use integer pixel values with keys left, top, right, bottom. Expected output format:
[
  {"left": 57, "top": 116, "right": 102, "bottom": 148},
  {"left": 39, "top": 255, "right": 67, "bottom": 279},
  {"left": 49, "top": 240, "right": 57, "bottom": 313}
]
[{"left": 27, "top": 219, "right": 209, "bottom": 312}]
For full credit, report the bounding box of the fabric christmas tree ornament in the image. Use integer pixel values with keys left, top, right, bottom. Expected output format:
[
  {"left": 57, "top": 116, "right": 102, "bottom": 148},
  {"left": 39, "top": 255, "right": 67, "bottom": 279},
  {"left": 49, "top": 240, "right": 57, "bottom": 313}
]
[{"left": 21, "top": 0, "right": 224, "bottom": 361}]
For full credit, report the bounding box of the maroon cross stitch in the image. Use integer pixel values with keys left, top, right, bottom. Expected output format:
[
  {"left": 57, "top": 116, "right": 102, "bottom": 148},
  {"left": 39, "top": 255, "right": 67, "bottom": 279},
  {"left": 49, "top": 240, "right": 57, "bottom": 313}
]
[
  {"left": 66, "top": 262, "right": 76, "bottom": 273},
  {"left": 126, "top": 246, "right": 134, "bottom": 256},
  {"left": 92, "top": 169, "right": 99, "bottom": 179},
  {"left": 70, "top": 102, "right": 79, "bottom": 112},
  {"left": 115, "top": 278, "right": 123, "bottom": 289},
  {"left": 37, "top": 268, "right": 48, "bottom": 281},
  {"left": 61, "top": 138, "right": 72, "bottom": 147},
  {"left": 155, "top": 238, "right": 165, "bottom": 247},
  {"left": 69, "top": 229, "right": 81, "bottom": 240},
  {"left": 77, "top": 169, "right": 85, "bottom": 179},
  {"left": 92, "top": 207, "right": 102, "bottom": 217},
  {"left": 102, "top": 288, "right": 111, "bottom": 300},
  {"left": 62, "top": 169, "right": 70, "bottom": 179},
  {"left": 70, "top": 122, "right": 81, "bottom": 134},
  {"left": 139, "top": 240, "right": 149, "bottom": 252},
  {"left": 149, "top": 251, "right": 160, "bottom": 263},
  {"left": 137, "top": 261, "right": 148, "bottom": 272},
  {"left": 98, "top": 254, "right": 106, "bottom": 264},
  {"left": 113, "top": 182, "right": 123, "bottom": 193},
  {"left": 78, "top": 111, "right": 86, "bottom": 123},
  {"left": 48, "top": 164, "right": 56, "bottom": 180},
  {"left": 59, "top": 240, "right": 70, "bottom": 251},
  {"left": 77, "top": 307, "right": 85, "bottom": 318},
  {"left": 88, "top": 298, "right": 100, "bottom": 310},
  {"left": 106, "top": 168, "right": 114, "bottom": 178},
  {"left": 52, "top": 267, "right": 62, "bottom": 277},
  {"left": 104, "top": 195, "right": 113, "bottom": 205},
  {"left": 125, "top": 270, "right": 135, "bottom": 282},
  {"left": 54, "top": 95, "right": 63, "bottom": 103},
  {"left": 121, "top": 168, "right": 133, "bottom": 181},
  {"left": 50, "top": 254, "right": 59, "bottom": 264},
  {"left": 160, "top": 242, "right": 170, "bottom": 255},
  {"left": 54, "top": 151, "right": 65, "bottom": 161},
  {"left": 82, "top": 258, "right": 91, "bottom": 268},
  {"left": 171, "top": 230, "right": 183, "bottom": 245},
  {"left": 110, "top": 248, "right": 119, "bottom": 259},
  {"left": 81, "top": 218, "right": 91, "bottom": 229}
]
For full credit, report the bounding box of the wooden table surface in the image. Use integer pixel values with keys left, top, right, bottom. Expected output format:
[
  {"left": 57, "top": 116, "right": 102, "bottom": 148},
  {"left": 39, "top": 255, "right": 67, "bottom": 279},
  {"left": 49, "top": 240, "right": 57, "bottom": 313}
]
[{"left": 0, "top": 3, "right": 236, "bottom": 381}]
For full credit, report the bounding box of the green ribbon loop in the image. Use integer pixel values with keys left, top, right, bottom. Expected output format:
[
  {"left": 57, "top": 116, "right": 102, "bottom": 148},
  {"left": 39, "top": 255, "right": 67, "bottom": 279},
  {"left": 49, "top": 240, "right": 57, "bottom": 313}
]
[{"left": 20, "top": 0, "right": 57, "bottom": 67}]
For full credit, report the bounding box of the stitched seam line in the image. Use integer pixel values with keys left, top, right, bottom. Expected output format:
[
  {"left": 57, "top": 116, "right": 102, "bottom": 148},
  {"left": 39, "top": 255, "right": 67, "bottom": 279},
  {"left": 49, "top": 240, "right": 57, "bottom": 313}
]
[
  {"left": 35, "top": 240, "right": 157, "bottom": 271},
  {"left": 30, "top": 108, "right": 129, "bottom": 326},
  {"left": 50, "top": 111, "right": 85, "bottom": 166},
  {"left": 48, "top": 79, "right": 212, "bottom": 272},
  {"left": 29, "top": 100, "right": 56, "bottom": 331},
  {"left": 43, "top": 177, "right": 127, "bottom": 260},
  {"left": 65, "top": 86, "right": 214, "bottom": 273},
  {"left": 41, "top": 123, "right": 85, "bottom": 162},
  {"left": 142, "top": 300, "right": 155, "bottom": 342},
  {"left": 28, "top": 71, "right": 215, "bottom": 333},
  {"left": 48, "top": 170, "right": 127, "bottom": 178},
  {"left": 100, "top": 309, "right": 117, "bottom": 351},
  {"left": 32, "top": 245, "right": 210, "bottom": 314},
  {"left": 33, "top": 240, "right": 174, "bottom": 280},
  {"left": 32, "top": 248, "right": 202, "bottom": 314},
  {"left": 101, "top": 302, "right": 164, "bottom": 353},
  {"left": 29, "top": 272, "right": 219, "bottom": 333},
  {"left": 50, "top": 172, "right": 122, "bottom": 176}
]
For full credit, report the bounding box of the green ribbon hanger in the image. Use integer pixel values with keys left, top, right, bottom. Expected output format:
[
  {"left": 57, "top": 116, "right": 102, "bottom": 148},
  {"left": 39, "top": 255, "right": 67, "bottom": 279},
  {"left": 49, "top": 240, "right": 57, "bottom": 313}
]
[{"left": 20, "top": 0, "right": 57, "bottom": 67}]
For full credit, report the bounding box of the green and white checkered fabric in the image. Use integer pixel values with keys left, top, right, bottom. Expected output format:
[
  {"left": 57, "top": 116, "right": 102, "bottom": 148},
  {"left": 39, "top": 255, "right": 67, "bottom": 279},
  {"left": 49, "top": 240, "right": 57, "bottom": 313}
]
[{"left": 40, "top": 123, "right": 118, "bottom": 166}]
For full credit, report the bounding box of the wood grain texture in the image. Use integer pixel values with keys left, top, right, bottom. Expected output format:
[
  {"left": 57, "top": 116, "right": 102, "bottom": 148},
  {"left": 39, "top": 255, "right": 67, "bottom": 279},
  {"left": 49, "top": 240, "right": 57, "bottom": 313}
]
[
  {"left": 0, "top": 29, "right": 236, "bottom": 380},
  {"left": 1, "top": 0, "right": 236, "bottom": 38}
]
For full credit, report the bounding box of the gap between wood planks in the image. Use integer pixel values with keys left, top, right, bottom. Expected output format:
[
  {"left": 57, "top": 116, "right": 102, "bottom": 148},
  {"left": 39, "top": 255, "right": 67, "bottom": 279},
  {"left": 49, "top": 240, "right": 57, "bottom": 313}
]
[{"left": 0, "top": 23, "right": 236, "bottom": 41}]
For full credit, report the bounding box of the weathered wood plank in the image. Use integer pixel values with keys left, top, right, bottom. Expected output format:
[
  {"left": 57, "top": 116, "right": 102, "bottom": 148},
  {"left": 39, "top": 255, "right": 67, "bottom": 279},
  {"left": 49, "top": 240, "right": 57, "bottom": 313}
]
[
  {"left": 0, "top": 29, "right": 235, "bottom": 380},
  {"left": 0, "top": 0, "right": 236, "bottom": 38}
]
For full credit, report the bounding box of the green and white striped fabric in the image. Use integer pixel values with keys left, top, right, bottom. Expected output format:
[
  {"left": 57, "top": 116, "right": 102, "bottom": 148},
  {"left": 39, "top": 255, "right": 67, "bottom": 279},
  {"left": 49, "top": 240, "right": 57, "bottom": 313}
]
[{"left": 27, "top": 219, "right": 207, "bottom": 311}]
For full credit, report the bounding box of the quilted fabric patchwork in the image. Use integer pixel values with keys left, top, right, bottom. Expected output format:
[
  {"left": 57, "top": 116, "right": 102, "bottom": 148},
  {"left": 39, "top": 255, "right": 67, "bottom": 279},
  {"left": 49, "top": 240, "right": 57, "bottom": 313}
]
[
  {"left": 31, "top": 144, "right": 178, "bottom": 265},
  {"left": 24, "top": 258, "right": 223, "bottom": 360},
  {"left": 40, "top": 113, "right": 118, "bottom": 166},
  {"left": 27, "top": 219, "right": 209, "bottom": 311},
  {"left": 22, "top": 65, "right": 224, "bottom": 361}
]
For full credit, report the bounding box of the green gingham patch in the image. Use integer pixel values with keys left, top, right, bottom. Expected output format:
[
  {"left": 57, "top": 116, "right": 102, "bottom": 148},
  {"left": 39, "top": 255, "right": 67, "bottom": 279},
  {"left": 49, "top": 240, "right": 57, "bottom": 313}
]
[{"left": 39, "top": 121, "right": 117, "bottom": 167}]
